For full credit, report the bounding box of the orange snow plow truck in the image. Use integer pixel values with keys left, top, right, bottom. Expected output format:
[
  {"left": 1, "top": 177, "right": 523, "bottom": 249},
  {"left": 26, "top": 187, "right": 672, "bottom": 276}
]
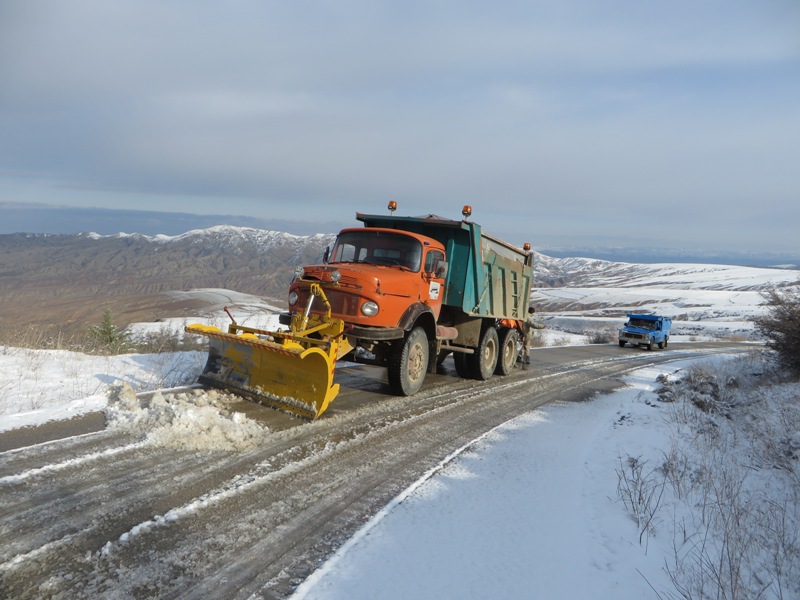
[{"left": 186, "top": 203, "right": 533, "bottom": 419}]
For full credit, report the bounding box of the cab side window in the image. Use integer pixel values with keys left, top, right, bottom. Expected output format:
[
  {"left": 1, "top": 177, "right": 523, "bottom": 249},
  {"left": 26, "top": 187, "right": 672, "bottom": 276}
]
[{"left": 425, "top": 250, "right": 445, "bottom": 275}]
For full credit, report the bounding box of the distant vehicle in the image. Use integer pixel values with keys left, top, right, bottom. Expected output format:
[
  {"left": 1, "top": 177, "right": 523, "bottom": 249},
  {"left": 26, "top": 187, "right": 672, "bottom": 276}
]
[{"left": 618, "top": 314, "right": 671, "bottom": 350}]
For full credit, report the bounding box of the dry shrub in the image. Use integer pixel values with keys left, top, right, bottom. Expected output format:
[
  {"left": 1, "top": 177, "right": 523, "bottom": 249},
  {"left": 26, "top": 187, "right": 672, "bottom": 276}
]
[{"left": 753, "top": 287, "right": 800, "bottom": 377}]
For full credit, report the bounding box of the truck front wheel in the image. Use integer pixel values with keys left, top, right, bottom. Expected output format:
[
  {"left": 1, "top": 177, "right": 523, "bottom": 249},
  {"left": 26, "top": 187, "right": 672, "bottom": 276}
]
[
  {"left": 495, "top": 328, "right": 520, "bottom": 376},
  {"left": 388, "top": 327, "right": 429, "bottom": 396},
  {"left": 468, "top": 326, "right": 499, "bottom": 380}
]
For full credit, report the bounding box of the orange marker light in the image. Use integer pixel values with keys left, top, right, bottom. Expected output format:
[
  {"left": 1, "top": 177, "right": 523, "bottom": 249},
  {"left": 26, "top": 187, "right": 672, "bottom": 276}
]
[
  {"left": 462, "top": 205, "right": 472, "bottom": 219},
  {"left": 388, "top": 200, "right": 398, "bottom": 213},
  {"left": 523, "top": 243, "right": 531, "bottom": 252}
]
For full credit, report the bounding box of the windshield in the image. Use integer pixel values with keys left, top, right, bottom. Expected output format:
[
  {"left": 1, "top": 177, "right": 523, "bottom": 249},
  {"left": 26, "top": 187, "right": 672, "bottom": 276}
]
[
  {"left": 330, "top": 230, "right": 423, "bottom": 272},
  {"left": 628, "top": 318, "right": 655, "bottom": 330}
]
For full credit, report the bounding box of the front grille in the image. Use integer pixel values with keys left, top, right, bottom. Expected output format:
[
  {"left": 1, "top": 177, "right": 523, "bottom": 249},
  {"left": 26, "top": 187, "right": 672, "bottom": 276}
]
[
  {"left": 325, "top": 288, "right": 360, "bottom": 317},
  {"left": 296, "top": 287, "right": 360, "bottom": 317}
]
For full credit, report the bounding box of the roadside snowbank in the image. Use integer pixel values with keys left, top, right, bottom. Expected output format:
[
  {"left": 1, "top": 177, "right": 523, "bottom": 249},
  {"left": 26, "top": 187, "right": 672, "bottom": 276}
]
[
  {"left": 105, "top": 384, "right": 266, "bottom": 451},
  {"left": 294, "top": 353, "right": 800, "bottom": 600},
  {"left": 0, "top": 346, "right": 204, "bottom": 432}
]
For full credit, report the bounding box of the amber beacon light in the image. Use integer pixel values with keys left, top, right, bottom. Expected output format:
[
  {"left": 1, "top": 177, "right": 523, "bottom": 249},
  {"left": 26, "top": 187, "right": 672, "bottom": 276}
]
[
  {"left": 388, "top": 200, "right": 397, "bottom": 213},
  {"left": 461, "top": 205, "right": 472, "bottom": 219}
]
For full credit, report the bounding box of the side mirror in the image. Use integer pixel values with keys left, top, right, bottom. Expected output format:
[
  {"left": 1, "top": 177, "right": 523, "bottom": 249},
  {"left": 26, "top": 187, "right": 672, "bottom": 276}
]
[
  {"left": 323, "top": 247, "right": 330, "bottom": 263},
  {"left": 436, "top": 261, "right": 448, "bottom": 278}
]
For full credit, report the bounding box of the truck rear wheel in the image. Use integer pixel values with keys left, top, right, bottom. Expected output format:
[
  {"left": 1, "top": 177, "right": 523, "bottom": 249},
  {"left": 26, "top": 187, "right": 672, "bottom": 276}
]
[
  {"left": 468, "top": 326, "right": 499, "bottom": 380},
  {"left": 388, "top": 327, "right": 429, "bottom": 396},
  {"left": 495, "top": 328, "right": 520, "bottom": 376}
]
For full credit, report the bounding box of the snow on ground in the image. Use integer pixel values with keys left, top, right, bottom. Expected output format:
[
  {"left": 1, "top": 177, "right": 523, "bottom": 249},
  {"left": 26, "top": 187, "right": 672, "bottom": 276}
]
[
  {"left": 0, "top": 346, "right": 205, "bottom": 432},
  {"left": 128, "top": 289, "right": 283, "bottom": 342},
  {"left": 106, "top": 384, "right": 267, "bottom": 451},
  {"left": 294, "top": 354, "right": 800, "bottom": 600}
]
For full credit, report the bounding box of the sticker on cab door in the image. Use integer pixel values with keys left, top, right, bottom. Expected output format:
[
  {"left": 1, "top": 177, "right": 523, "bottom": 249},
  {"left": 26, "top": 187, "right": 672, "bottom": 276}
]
[{"left": 429, "top": 281, "right": 441, "bottom": 300}]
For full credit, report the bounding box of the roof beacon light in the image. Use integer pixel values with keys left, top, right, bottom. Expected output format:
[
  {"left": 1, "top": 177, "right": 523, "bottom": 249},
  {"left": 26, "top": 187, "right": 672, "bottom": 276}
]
[
  {"left": 462, "top": 205, "right": 472, "bottom": 219},
  {"left": 388, "top": 200, "right": 397, "bottom": 213},
  {"left": 523, "top": 243, "right": 531, "bottom": 253}
]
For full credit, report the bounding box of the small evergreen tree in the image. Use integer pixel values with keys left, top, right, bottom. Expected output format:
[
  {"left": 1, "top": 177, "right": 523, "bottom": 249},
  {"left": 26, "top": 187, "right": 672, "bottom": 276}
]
[
  {"left": 89, "top": 305, "right": 132, "bottom": 354},
  {"left": 753, "top": 287, "right": 800, "bottom": 376}
]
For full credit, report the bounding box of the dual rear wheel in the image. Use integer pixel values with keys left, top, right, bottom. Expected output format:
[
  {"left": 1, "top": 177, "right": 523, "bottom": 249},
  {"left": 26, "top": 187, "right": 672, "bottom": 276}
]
[
  {"left": 454, "top": 326, "right": 519, "bottom": 380},
  {"left": 388, "top": 325, "right": 522, "bottom": 396}
]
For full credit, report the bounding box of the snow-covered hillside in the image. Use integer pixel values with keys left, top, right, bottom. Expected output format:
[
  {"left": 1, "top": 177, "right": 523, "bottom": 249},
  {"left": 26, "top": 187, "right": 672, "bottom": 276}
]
[
  {"left": 83, "top": 225, "right": 335, "bottom": 257},
  {"left": 528, "top": 253, "right": 800, "bottom": 343},
  {"left": 535, "top": 252, "right": 800, "bottom": 290}
]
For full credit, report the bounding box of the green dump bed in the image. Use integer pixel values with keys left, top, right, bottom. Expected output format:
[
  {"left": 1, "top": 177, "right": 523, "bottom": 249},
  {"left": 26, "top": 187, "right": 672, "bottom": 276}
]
[{"left": 356, "top": 213, "right": 533, "bottom": 320}]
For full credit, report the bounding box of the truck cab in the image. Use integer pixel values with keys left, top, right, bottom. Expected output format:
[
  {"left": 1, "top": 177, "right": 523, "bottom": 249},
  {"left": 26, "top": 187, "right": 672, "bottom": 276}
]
[
  {"left": 618, "top": 314, "right": 672, "bottom": 350},
  {"left": 289, "top": 227, "right": 448, "bottom": 339},
  {"left": 285, "top": 203, "right": 533, "bottom": 397}
]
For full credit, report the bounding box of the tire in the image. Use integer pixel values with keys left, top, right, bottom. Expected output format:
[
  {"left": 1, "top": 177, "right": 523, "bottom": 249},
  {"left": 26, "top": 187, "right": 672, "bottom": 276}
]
[
  {"left": 454, "top": 351, "right": 471, "bottom": 379},
  {"left": 495, "top": 328, "right": 520, "bottom": 376},
  {"left": 619, "top": 340, "right": 626, "bottom": 347},
  {"left": 658, "top": 340, "right": 664, "bottom": 349},
  {"left": 388, "top": 327, "right": 429, "bottom": 396},
  {"left": 664, "top": 336, "right": 669, "bottom": 348},
  {"left": 647, "top": 339, "right": 653, "bottom": 351},
  {"left": 467, "top": 326, "right": 499, "bottom": 380}
]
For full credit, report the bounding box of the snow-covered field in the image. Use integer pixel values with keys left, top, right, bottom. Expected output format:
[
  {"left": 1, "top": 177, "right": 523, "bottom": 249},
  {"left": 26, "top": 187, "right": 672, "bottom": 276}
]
[{"left": 2, "top": 259, "right": 799, "bottom": 599}]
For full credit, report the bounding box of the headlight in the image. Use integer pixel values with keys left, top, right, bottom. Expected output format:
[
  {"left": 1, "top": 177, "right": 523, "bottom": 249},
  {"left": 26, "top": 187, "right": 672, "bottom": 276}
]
[
  {"left": 288, "top": 291, "right": 299, "bottom": 306},
  {"left": 330, "top": 269, "right": 341, "bottom": 284},
  {"left": 361, "top": 301, "right": 379, "bottom": 316},
  {"left": 294, "top": 266, "right": 305, "bottom": 279}
]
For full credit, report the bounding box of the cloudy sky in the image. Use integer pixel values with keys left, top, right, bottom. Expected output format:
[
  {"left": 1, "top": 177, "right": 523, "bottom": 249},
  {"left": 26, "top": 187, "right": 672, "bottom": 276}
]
[{"left": 1, "top": 0, "right": 798, "bottom": 252}]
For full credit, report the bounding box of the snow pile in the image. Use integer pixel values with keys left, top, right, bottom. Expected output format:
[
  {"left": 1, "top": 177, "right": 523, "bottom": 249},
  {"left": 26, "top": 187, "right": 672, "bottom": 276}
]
[{"left": 105, "top": 384, "right": 266, "bottom": 451}]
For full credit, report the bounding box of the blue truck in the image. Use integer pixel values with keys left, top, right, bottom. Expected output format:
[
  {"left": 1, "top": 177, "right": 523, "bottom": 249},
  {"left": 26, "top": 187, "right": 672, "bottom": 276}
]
[{"left": 618, "top": 314, "right": 672, "bottom": 350}]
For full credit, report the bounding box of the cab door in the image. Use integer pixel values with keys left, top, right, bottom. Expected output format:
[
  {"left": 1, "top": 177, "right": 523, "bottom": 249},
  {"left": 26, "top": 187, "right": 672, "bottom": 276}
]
[{"left": 422, "top": 249, "right": 447, "bottom": 318}]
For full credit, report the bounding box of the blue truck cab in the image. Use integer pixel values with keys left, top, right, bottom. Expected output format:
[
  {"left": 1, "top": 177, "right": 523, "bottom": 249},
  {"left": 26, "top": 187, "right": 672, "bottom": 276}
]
[{"left": 618, "top": 314, "right": 672, "bottom": 350}]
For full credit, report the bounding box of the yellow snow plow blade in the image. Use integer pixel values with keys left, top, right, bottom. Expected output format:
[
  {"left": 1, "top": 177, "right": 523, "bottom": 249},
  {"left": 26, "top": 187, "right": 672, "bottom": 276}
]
[{"left": 185, "top": 285, "right": 352, "bottom": 419}]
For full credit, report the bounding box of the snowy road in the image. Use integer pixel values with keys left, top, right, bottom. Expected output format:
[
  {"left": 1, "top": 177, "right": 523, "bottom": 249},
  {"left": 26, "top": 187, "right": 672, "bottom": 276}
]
[{"left": 0, "top": 342, "right": 750, "bottom": 599}]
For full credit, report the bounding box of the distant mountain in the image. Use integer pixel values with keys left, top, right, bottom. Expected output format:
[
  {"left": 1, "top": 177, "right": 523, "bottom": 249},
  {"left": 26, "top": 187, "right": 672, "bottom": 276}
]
[
  {"left": 537, "top": 246, "right": 800, "bottom": 269},
  {"left": 0, "top": 226, "right": 333, "bottom": 332},
  {"left": 1, "top": 225, "right": 798, "bottom": 336},
  {"left": 0, "top": 202, "right": 348, "bottom": 237}
]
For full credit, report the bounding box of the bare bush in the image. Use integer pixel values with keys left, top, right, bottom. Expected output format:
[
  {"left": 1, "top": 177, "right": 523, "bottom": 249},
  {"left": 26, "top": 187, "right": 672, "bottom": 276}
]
[
  {"left": 589, "top": 328, "right": 615, "bottom": 344},
  {"left": 753, "top": 287, "right": 800, "bottom": 377},
  {"left": 133, "top": 322, "right": 207, "bottom": 354},
  {"left": 657, "top": 355, "right": 800, "bottom": 600},
  {"left": 616, "top": 455, "right": 666, "bottom": 547}
]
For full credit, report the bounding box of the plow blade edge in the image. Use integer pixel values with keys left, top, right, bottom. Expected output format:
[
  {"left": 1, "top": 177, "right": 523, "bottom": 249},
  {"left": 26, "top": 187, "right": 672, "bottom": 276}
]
[{"left": 186, "top": 324, "right": 339, "bottom": 419}]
